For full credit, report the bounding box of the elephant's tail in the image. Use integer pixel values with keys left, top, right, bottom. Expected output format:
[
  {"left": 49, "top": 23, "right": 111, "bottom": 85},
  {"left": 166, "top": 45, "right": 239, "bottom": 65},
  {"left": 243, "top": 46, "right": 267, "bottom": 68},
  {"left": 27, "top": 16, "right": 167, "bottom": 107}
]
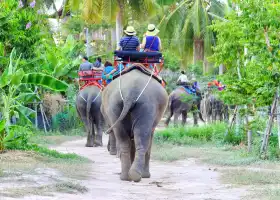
[
  {"left": 105, "top": 98, "right": 135, "bottom": 134},
  {"left": 86, "top": 93, "right": 96, "bottom": 126}
]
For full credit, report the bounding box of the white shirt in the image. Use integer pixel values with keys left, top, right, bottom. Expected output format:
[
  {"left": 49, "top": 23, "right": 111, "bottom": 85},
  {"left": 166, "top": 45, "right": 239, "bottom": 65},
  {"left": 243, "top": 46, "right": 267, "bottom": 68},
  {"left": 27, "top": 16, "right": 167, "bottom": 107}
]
[{"left": 178, "top": 74, "right": 189, "bottom": 82}]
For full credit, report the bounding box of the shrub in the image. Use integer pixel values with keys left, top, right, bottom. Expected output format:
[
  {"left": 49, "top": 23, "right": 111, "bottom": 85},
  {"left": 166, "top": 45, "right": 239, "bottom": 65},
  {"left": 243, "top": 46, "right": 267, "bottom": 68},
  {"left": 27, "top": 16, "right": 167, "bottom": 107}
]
[{"left": 52, "top": 106, "right": 82, "bottom": 132}]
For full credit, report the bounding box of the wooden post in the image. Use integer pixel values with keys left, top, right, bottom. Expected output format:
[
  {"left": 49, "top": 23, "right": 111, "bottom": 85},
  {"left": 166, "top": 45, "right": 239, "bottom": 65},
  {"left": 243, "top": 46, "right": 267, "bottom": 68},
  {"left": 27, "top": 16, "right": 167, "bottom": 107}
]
[
  {"left": 225, "top": 105, "right": 238, "bottom": 136},
  {"left": 260, "top": 94, "right": 277, "bottom": 155},
  {"left": 40, "top": 103, "right": 47, "bottom": 133},
  {"left": 35, "top": 103, "right": 38, "bottom": 128},
  {"left": 277, "top": 88, "right": 280, "bottom": 149},
  {"left": 245, "top": 115, "right": 252, "bottom": 152}
]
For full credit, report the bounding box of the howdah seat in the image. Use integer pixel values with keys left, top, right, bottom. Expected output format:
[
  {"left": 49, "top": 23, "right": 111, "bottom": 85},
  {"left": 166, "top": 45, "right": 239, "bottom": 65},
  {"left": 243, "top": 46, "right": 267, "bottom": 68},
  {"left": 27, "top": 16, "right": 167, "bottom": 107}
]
[{"left": 114, "top": 50, "right": 162, "bottom": 63}]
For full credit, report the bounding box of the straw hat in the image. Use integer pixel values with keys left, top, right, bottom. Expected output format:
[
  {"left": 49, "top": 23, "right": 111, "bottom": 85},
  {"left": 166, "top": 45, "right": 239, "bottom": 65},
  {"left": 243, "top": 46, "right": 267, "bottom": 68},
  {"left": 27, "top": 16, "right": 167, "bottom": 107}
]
[
  {"left": 124, "top": 26, "right": 136, "bottom": 36},
  {"left": 145, "top": 24, "right": 159, "bottom": 36}
]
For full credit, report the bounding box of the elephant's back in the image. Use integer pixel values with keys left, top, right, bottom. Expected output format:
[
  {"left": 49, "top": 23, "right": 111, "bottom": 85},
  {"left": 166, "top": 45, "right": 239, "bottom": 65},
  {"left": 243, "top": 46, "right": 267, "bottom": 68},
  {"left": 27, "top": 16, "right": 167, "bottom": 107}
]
[{"left": 76, "top": 85, "right": 102, "bottom": 104}]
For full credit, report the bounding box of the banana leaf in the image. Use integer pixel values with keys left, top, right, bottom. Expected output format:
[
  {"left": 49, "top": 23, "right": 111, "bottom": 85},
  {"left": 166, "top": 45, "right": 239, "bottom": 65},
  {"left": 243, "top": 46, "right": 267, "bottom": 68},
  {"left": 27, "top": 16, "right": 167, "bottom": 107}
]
[
  {"left": 0, "top": 120, "right": 5, "bottom": 132},
  {"left": 14, "top": 93, "right": 41, "bottom": 103},
  {"left": 22, "top": 73, "right": 68, "bottom": 91},
  {"left": 0, "top": 68, "right": 9, "bottom": 88},
  {"left": 11, "top": 68, "right": 25, "bottom": 86},
  {"left": 14, "top": 105, "right": 35, "bottom": 125}
]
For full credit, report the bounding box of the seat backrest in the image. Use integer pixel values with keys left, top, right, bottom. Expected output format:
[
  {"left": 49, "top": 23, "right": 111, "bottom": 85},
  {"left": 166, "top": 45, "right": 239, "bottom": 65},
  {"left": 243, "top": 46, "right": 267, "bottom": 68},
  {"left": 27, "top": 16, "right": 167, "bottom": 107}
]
[
  {"left": 78, "top": 70, "right": 103, "bottom": 80},
  {"left": 114, "top": 50, "right": 162, "bottom": 63}
]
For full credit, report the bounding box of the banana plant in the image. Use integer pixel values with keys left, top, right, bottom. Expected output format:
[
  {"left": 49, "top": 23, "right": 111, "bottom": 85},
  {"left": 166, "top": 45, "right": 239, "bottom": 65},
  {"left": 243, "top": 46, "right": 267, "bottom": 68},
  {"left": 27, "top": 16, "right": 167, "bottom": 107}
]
[
  {"left": 39, "top": 35, "right": 82, "bottom": 80},
  {"left": 0, "top": 48, "right": 68, "bottom": 136}
]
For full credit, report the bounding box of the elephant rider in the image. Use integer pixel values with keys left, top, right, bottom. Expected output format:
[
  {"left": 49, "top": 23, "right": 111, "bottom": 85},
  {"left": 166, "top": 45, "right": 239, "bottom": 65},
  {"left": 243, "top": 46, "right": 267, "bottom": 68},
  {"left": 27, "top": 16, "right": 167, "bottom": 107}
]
[
  {"left": 111, "top": 26, "right": 140, "bottom": 77},
  {"left": 92, "top": 57, "right": 104, "bottom": 70},
  {"left": 79, "top": 56, "right": 92, "bottom": 71},
  {"left": 117, "top": 26, "right": 140, "bottom": 51},
  {"left": 141, "top": 24, "right": 162, "bottom": 52},
  {"left": 177, "top": 71, "right": 195, "bottom": 94},
  {"left": 177, "top": 71, "right": 190, "bottom": 86},
  {"left": 140, "top": 24, "right": 162, "bottom": 70},
  {"left": 102, "top": 61, "right": 115, "bottom": 85}
]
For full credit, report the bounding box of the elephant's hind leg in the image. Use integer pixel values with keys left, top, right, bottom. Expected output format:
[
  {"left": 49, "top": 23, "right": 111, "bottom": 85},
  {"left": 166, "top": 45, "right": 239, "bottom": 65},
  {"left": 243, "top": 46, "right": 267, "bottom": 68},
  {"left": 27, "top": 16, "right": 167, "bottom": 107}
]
[
  {"left": 181, "top": 110, "right": 187, "bottom": 126},
  {"left": 114, "top": 125, "right": 132, "bottom": 181},
  {"left": 142, "top": 134, "right": 153, "bottom": 178},
  {"left": 129, "top": 117, "right": 153, "bottom": 182},
  {"left": 109, "top": 131, "right": 117, "bottom": 155},
  {"left": 85, "top": 119, "right": 94, "bottom": 147},
  {"left": 165, "top": 111, "right": 173, "bottom": 127}
]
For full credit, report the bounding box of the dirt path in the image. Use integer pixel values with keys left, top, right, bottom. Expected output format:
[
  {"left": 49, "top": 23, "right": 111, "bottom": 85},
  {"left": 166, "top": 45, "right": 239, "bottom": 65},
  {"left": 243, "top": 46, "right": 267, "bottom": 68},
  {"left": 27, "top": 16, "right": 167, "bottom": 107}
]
[{"left": 10, "top": 135, "right": 246, "bottom": 200}]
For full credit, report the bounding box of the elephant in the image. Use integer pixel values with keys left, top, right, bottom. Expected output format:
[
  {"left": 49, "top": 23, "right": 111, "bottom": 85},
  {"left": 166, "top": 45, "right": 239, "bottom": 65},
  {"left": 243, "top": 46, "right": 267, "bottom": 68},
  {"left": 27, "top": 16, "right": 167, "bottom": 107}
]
[
  {"left": 76, "top": 85, "right": 104, "bottom": 147},
  {"left": 165, "top": 87, "right": 204, "bottom": 126},
  {"left": 101, "top": 69, "right": 168, "bottom": 182},
  {"left": 200, "top": 91, "right": 229, "bottom": 123}
]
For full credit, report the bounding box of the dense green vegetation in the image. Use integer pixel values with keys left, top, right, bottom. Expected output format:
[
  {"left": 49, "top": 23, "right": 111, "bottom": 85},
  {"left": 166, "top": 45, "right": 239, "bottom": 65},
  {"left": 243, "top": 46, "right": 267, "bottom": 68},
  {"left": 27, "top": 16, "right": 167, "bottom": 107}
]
[{"left": 155, "top": 121, "right": 280, "bottom": 160}]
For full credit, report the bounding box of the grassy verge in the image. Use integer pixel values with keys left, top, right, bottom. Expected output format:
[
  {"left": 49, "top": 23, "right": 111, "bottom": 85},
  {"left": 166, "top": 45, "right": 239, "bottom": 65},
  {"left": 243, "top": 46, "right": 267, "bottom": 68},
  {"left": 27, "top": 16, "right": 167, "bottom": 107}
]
[
  {"left": 152, "top": 123, "right": 280, "bottom": 200},
  {"left": 0, "top": 149, "right": 90, "bottom": 198},
  {"left": 0, "top": 181, "right": 88, "bottom": 198},
  {"left": 30, "top": 128, "right": 86, "bottom": 147}
]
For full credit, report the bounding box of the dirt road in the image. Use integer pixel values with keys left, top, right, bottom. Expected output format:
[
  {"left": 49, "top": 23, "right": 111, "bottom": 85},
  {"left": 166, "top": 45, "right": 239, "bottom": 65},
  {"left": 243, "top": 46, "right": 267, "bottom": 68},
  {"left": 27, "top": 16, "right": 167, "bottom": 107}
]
[{"left": 7, "top": 135, "right": 246, "bottom": 200}]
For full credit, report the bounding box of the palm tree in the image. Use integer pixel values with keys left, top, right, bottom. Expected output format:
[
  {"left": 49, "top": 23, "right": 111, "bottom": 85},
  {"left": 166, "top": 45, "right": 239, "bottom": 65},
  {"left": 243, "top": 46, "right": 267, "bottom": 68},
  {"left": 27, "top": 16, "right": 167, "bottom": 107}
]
[
  {"left": 81, "top": 0, "right": 159, "bottom": 46},
  {"left": 160, "top": 0, "right": 229, "bottom": 73}
]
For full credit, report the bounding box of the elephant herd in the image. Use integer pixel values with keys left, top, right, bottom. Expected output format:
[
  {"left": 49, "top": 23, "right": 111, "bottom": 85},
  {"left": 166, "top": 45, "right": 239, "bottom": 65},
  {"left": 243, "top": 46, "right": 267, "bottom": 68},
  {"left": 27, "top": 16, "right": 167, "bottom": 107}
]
[
  {"left": 75, "top": 70, "right": 228, "bottom": 182},
  {"left": 164, "top": 87, "right": 229, "bottom": 126}
]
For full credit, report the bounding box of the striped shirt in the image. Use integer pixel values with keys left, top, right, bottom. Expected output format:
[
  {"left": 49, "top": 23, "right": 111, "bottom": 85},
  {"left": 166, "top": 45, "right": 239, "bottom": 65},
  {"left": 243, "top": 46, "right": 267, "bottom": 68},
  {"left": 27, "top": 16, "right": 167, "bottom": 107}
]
[{"left": 119, "top": 36, "right": 140, "bottom": 51}]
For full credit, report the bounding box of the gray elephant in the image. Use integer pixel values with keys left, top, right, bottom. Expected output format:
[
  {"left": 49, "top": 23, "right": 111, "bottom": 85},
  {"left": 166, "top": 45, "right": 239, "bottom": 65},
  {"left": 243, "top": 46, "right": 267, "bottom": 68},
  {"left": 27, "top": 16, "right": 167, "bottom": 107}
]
[
  {"left": 76, "top": 85, "right": 103, "bottom": 147},
  {"left": 200, "top": 91, "right": 229, "bottom": 123},
  {"left": 165, "top": 87, "right": 204, "bottom": 126},
  {"left": 101, "top": 69, "right": 168, "bottom": 182}
]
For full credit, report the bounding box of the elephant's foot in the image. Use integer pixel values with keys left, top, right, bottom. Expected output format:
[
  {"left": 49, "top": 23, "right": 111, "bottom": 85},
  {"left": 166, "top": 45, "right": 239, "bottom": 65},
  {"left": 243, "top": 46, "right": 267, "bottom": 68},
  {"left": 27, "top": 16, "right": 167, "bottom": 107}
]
[
  {"left": 110, "top": 149, "right": 117, "bottom": 155},
  {"left": 120, "top": 173, "right": 131, "bottom": 181},
  {"left": 85, "top": 141, "right": 94, "bottom": 147},
  {"left": 94, "top": 141, "right": 103, "bottom": 147},
  {"left": 107, "top": 142, "right": 110, "bottom": 152},
  {"left": 142, "top": 170, "right": 151, "bottom": 178},
  {"left": 128, "top": 168, "right": 142, "bottom": 182},
  {"left": 94, "top": 136, "right": 103, "bottom": 147}
]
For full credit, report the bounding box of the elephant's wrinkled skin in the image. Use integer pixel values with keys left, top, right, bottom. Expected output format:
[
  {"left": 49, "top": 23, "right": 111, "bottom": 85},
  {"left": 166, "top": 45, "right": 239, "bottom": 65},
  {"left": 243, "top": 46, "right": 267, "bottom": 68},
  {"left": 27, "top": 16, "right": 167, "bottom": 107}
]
[
  {"left": 101, "top": 70, "right": 168, "bottom": 182},
  {"left": 165, "top": 88, "right": 204, "bottom": 126},
  {"left": 76, "top": 85, "right": 103, "bottom": 147}
]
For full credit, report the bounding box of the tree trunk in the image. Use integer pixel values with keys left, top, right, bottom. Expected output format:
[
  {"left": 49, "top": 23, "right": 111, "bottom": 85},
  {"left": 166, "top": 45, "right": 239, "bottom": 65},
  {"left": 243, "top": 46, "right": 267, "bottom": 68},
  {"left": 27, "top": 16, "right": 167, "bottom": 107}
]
[
  {"left": 111, "top": 28, "right": 116, "bottom": 50},
  {"left": 219, "top": 64, "right": 224, "bottom": 75},
  {"left": 277, "top": 88, "right": 280, "bottom": 149},
  {"left": 116, "top": 0, "right": 124, "bottom": 48},
  {"left": 261, "top": 94, "right": 277, "bottom": 155},
  {"left": 193, "top": 39, "right": 205, "bottom": 72}
]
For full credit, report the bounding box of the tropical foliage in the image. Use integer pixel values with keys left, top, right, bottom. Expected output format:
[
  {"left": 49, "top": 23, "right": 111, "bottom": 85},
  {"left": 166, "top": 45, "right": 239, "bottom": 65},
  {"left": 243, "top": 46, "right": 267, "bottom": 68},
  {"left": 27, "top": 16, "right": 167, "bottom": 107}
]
[
  {"left": 211, "top": 0, "right": 280, "bottom": 107},
  {"left": 160, "top": 0, "right": 229, "bottom": 72},
  {"left": 0, "top": 49, "right": 68, "bottom": 152},
  {"left": 0, "top": 0, "right": 50, "bottom": 59}
]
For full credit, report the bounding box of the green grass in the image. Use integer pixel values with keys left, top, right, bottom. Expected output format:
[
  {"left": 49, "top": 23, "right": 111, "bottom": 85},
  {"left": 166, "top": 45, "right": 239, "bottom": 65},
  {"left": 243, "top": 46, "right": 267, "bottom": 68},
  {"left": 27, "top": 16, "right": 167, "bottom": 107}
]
[
  {"left": 154, "top": 122, "right": 280, "bottom": 160},
  {"left": 154, "top": 123, "right": 227, "bottom": 145},
  {"left": 0, "top": 181, "right": 88, "bottom": 198},
  {"left": 222, "top": 169, "right": 280, "bottom": 185},
  {"left": 28, "top": 144, "right": 89, "bottom": 162}
]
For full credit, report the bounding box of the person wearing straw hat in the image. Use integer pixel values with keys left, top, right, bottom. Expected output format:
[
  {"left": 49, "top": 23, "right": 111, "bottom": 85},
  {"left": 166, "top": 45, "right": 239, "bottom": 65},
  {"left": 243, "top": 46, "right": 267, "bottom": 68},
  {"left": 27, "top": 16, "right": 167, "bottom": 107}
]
[
  {"left": 141, "top": 24, "right": 162, "bottom": 52},
  {"left": 117, "top": 26, "right": 140, "bottom": 51}
]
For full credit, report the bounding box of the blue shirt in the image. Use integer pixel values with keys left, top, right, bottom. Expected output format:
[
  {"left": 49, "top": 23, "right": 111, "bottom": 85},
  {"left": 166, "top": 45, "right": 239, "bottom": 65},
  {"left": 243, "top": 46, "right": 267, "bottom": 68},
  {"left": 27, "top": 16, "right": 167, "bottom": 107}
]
[
  {"left": 119, "top": 36, "right": 140, "bottom": 51},
  {"left": 102, "top": 64, "right": 125, "bottom": 84},
  {"left": 102, "top": 66, "right": 114, "bottom": 84},
  {"left": 144, "top": 36, "right": 160, "bottom": 51},
  {"left": 79, "top": 61, "right": 92, "bottom": 71}
]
